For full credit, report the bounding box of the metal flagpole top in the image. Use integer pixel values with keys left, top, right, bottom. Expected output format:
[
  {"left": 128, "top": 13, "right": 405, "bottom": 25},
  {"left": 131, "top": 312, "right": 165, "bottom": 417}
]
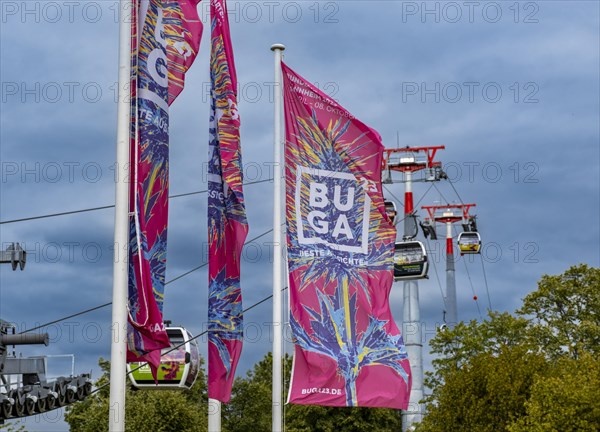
[{"left": 271, "top": 43, "right": 286, "bottom": 51}]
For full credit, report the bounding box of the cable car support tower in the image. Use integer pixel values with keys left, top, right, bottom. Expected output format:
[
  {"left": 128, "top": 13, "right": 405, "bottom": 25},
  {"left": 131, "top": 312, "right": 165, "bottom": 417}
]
[
  {"left": 382, "top": 146, "right": 444, "bottom": 431},
  {"left": 421, "top": 204, "right": 478, "bottom": 327}
]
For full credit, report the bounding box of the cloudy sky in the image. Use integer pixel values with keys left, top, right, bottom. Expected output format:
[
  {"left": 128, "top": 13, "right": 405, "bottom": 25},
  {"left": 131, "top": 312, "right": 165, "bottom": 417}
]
[{"left": 1, "top": 1, "right": 598, "bottom": 430}]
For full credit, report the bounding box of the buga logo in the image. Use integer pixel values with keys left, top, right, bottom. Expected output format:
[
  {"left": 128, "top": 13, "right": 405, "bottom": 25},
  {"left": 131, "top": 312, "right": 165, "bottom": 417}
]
[{"left": 295, "top": 166, "right": 370, "bottom": 254}]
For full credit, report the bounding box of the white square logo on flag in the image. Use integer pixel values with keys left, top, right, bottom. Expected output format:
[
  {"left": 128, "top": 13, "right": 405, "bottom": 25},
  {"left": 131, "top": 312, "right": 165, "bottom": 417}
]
[{"left": 295, "top": 166, "right": 371, "bottom": 254}]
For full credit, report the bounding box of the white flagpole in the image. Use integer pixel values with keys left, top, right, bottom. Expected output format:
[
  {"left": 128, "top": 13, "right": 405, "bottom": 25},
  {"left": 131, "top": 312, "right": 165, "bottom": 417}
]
[
  {"left": 108, "top": 0, "right": 131, "bottom": 430},
  {"left": 208, "top": 399, "right": 221, "bottom": 431},
  {"left": 271, "top": 43, "right": 285, "bottom": 432}
]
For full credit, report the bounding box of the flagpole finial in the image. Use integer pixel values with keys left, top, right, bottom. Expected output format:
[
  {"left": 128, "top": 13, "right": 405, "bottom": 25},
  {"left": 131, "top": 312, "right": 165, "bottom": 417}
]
[{"left": 271, "top": 43, "right": 286, "bottom": 51}]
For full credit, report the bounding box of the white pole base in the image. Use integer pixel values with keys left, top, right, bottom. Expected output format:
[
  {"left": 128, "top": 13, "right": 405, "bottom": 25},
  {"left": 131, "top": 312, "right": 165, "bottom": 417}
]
[{"left": 208, "top": 398, "right": 222, "bottom": 432}]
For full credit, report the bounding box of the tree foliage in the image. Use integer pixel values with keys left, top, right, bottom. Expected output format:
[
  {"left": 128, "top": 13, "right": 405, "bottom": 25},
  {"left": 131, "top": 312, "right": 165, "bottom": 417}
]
[
  {"left": 416, "top": 264, "right": 600, "bottom": 432},
  {"left": 518, "top": 264, "right": 600, "bottom": 359},
  {"left": 509, "top": 352, "right": 600, "bottom": 432}
]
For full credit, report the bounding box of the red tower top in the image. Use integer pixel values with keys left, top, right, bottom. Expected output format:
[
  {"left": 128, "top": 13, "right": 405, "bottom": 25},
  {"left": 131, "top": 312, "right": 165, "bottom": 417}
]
[
  {"left": 421, "top": 203, "right": 476, "bottom": 224},
  {"left": 383, "top": 146, "right": 445, "bottom": 173}
]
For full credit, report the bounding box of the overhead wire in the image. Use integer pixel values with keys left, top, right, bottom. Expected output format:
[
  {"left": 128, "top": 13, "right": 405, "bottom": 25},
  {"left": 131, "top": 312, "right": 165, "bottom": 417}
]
[
  {"left": 432, "top": 182, "right": 452, "bottom": 205},
  {"left": 382, "top": 184, "right": 405, "bottom": 210},
  {"left": 165, "top": 228, "right": 274, "bottom": 286},
  {"left": 0, "top": 204, "right": 115, "bottom": 226},
  {"left": 383, "top": 181, "right": 435, "bottom": 210},
  {"left": 446, "top": 176, "right": 493, "bottom": 313},
  {"left": 19, "top": 226, "right": 277, "bottom": 334},
  {"left": 463, "top": 259, "right": 483, "bottom": 320},
  {"left": 87, "top": 285, "right": 290, "bottom": 397},
  {"left": 447, "top": 176, "right": 465, "bottom": 205},
  {"left": 415, "top": 183, "right": 434, "bottom": 209},
  {"left": 0, "top": 178, "right": 273, "bottom": 225},
  {"left": 453, "top": 225, "right": 483, "bottom": 320},
  {"left": 424, "top": 174, "right": 491, "bottom": 321},
  {"left": 412, "top": 182, "right": 440, "bottom": 235},
  {"left": 425, "top": 237, "right": 447, "bottom": 312},
  {"left": 385, "top": 179, "right": 444, "bottom": 311},
  {"left": 383, "top": 180, "right": 435, "bottom": 228},
  {"left": 19, "top": 303, "right": 112, "bottom": 334},
  {"left": 480, "top": 254, "right": 493, "bottom": 313}
]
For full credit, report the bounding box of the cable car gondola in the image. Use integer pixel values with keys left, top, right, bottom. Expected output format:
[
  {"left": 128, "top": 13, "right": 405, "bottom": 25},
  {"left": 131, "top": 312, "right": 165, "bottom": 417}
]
[
  {"left": 457, "top": 232, "right": 481, "bottom": 255},
  {"left": 128, "top": 326, "right": 199, "bottom": 390},
  {"left": 393, "top": 241, "right": 429, "bottom": 280},
  {"left": 384, "top": 200, "right": 398, "bottom": 224}
]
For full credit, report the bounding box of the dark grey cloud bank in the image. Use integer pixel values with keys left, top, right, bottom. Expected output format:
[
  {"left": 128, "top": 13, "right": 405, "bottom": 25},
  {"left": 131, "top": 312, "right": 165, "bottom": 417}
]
[{"left": 1, "top": 1, "right": 598, "bottom": 430}]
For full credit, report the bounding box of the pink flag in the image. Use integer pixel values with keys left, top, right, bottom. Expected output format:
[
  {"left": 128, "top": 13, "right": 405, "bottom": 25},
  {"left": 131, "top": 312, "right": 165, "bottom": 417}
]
[
  {"left": 207, "top": 0, "right": 248, "bottom": 402},
  {"left": 164, "top": 0, "right": 203, "bottom": 105},
  {"left": 283, "top": 62, "right": 412, "bottom": 409},
  {"left": 127, "top": 0, "right": 203, "bottom": 375}
]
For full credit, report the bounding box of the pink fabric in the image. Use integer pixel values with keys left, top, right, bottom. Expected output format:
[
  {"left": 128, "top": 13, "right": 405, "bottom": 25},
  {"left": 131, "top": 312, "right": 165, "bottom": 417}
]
[
  {"left": 207, "top": 0, "right": 248, "bottom": 402},
  {"left": 126, "top": 0, "right": 203, "bottom": 377},
  {"left": 165, "top": 0, "right": 203, "bottom": 105},
  {"left": 283, "top": 62, "right": 412, "bottom": 409}
]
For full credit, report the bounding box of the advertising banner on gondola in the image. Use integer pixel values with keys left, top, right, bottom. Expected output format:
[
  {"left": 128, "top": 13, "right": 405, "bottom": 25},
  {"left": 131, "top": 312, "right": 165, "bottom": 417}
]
[
  {"left": 207, "top": 0, "right": 248, "bottom": 403},
  {"left": 283, "top": 62, "right": 412, "bottom": 409},
  {"left": 127, "top": 0, "right": 203, "bottom": 373}
]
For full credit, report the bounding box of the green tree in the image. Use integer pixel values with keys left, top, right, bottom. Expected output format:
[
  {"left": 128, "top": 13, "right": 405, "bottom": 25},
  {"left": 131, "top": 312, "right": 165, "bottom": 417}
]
[
  {"left": 424, "top": 311, "right": 532, "bottom": 390},
  {"left": 508, "top": 353, "right": 600, "bottom": 432},
  {"left": 416, "top": 265, "right": 600, "bottom": 432},
  {"left": 64, "top": 358, "right": 208, "bottom": 432},
  {"left": 518, "top": 264, "right": 600, "bottom": 359},
  {"left": 223, "top": 352, "right": 403, "bottom": 432},
  {"left": 417, "top": 344, "right": 548, "bottom": 432},
  {"left": 285, "top": 403, "right": 403, "bottom": 432}
]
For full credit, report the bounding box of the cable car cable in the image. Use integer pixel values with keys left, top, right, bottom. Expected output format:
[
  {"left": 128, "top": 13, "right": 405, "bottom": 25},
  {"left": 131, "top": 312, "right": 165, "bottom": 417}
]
[
  {"left": 86, "top": 286, "right": 290, "bottom": 397},
  {"left": 0, "top": 178, "right": 273, "bottom": 225},
  {"left": 382, "top": 185, "right": 405, "bottom": 210},
  {"left": 453, "top": 226, "right": 483, "bottom": 320},
  {"left": 383, "top": 182, "right": 433, "bottom": 227},
  {"left": 18, "top": 226, "right": 277, "bottom": 334},
  {"left": 447, "top": 177, "right": 465, "bottom": 205},
  {"left": 126, "top": 285, "right": 288, "bottom": 388},
  {"left": 480, "top": 254, "right": 493, "bottom": 312},
  {"left": 424, "top": 237, "right": 446, "bottom": 310},
  {"left": 164, "top": 227, "right": 274, "bottom": 286},
  {"left": 18, "top": 302, "right": 112, "bottom": 334},
  {"left": 382, "top": 183, "right": 433, "bottom": 225},
  {"left": 414, "top": 183, "right": 434, "bottom": 209},
  {"left": 432, "top": 182, "right": 451, "bottom": 205},
  {"left": 463, "top": 257, "right": 483, "bottom": 320},
  {"left": 0, "top": 204, "right": 115, "bottom": 226}
]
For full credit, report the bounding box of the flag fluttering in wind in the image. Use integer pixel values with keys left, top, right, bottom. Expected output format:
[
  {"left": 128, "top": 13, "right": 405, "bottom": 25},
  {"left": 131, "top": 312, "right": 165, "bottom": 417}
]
[
  {"left": 164, "top": 0, "right": 203, "bottom": 104},
  {"left": 282, "top": 62, "right": 412, "bottom": 409},
  {"left": 207, "top": 0, "right": 248, "bottom": 402},
  {"left": 127, "top": 0, "right": 203, "bottom": 374}
]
